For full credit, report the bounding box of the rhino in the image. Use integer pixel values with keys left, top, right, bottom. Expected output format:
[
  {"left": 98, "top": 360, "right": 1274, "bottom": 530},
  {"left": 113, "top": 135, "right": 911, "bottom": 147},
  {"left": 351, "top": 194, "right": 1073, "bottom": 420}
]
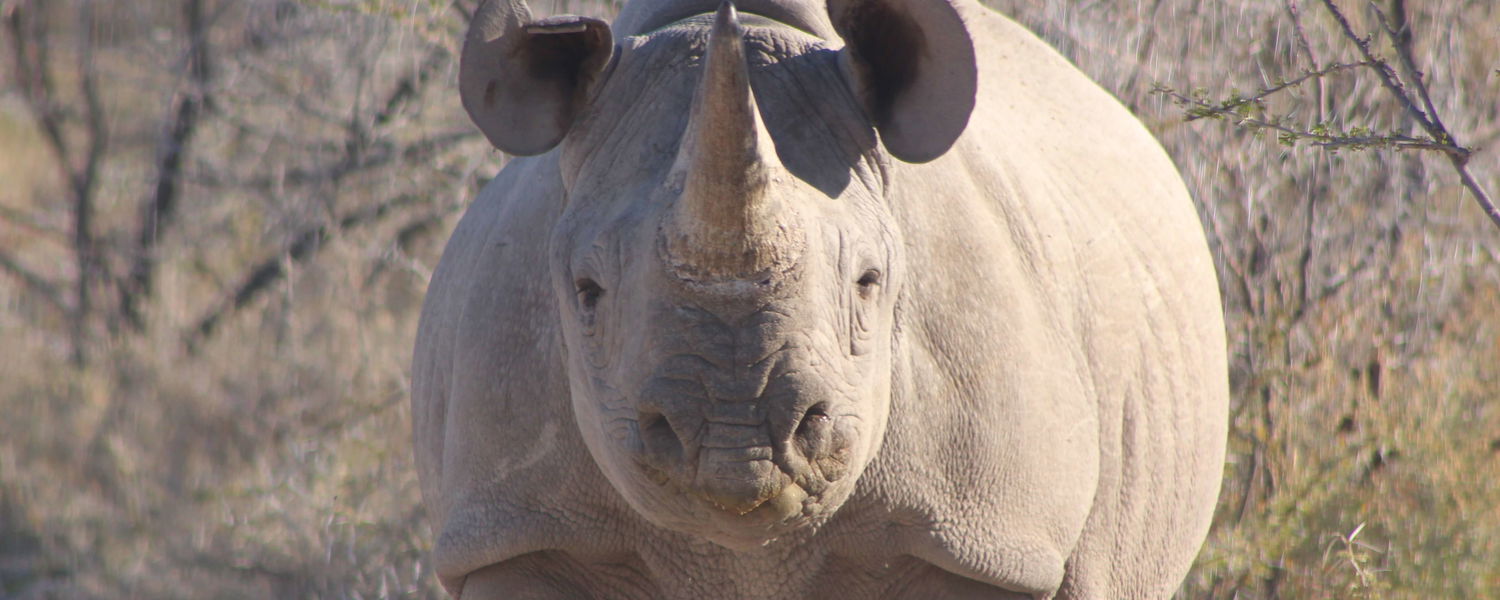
[{"left": 410, "top": 0, "right": 1229, "bottom": 597}]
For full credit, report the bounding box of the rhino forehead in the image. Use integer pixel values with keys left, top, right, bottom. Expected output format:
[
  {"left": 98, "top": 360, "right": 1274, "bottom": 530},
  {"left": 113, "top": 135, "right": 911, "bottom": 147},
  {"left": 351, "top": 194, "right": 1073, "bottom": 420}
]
[
  {"left": 561, "top": 20, "right": 880, "bottom": 202},
  {"left": 613, "top": 0, "right": 837, "bottom": 38}
]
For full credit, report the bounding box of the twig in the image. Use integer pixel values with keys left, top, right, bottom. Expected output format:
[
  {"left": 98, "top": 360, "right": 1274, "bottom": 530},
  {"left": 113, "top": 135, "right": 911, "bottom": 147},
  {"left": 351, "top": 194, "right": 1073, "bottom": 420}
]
[
  {"left": 0, "top": 250, "right": 65, "bottom": 311},
  {"left": 1156, "top": 87, "right": 1457, "bottom": 153},
  {"left": 122, "top": 0, "right": 215, "bottom": 330},
  {"left": 1282, "top": 0, "right": 1326, "bottom": 122},
  {"left": 189, "top": 130, "right": 476, "bottom": 190},
  {"left": 5, "top": 2, "right": 70, "bottom": 188},
  {"left": 1316, "top": 1, "right": 1442, "bottom": 150},
  {"left": 70, "top": 0, "right": 106, "bottom": 363},
  {"left": 0, "top": 202, "right": 68, "bottom": 241},
  {"left": 1369, "top": 0, "right": 1446, "bottom": 148},
  {"left": 1160, "top": 0, "right": 1498, "bottom": 231},
  {"left": 1170, "top": 61, "right": 1370, "bottom": 123},
  {"left": 1317, "top": 0, "right": 1499, "bottom": 230},
  {"left": 184, "top": 194, "right": 424, "bottom": 349},
  {"left": 6, "top": 0, "right": 108, "bottom": 365},
  {"left": 1309, "top": 136, "right": 1455, "bottom": 152}
]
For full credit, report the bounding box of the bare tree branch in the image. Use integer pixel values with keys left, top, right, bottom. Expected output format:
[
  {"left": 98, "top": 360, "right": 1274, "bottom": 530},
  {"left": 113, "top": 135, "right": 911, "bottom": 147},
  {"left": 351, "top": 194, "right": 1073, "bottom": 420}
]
[
  {"left": 184, "top": 194, "right": 424, "bottom": 349},
  {"left": 5, "top": 1, "right": 70, "bottom": 186},
  {"left": 371, "top": 46, "right": 447, "bottom": 130},
  {"left": 1165, "top": 61, "right": 1370, "bottom": 124},
  {"left": 0, "top": 250, "right": 65, "bottom": 311},
  {"left": 1318, "top": 0, "right": 1498, "bottom": 229},
  {"left": 1370, "top": 0, "right": 1446, "bottom": 147},
  {"left": 189, "top": 42, "right": 465, "bottom": 193},
  {"left": 1281, "top": 0, "right": 1326, "bottom": 121},
  {"left": 1160, "top": 0, "right": 1498, "bottom": 232},
  {"left": 0, "top": 201, "right": 69, "bottom": 242},
  {"left": 121, "top": 0, "right": 215, "bottom": 331},
  {"left": 1120, "top": 0, "right": 1166, "bottom": 96},
  {"left": 184, "top": 40, "right": 457, "bottom": 349},
  {"left": 5, "top": 0, "right": 109, "bottom": 365},
  {"left": 190, "top": 130, "right": 477, "bottom": 190},
  {"left": 1317, "top": 1, "right": 1445, "bottom": 151},
  {"left": 69, "top": 0, "right": 105, "bottom": 362},
  {"left": 1280, "top": 1, "right": 1327, "bottom": 326}
]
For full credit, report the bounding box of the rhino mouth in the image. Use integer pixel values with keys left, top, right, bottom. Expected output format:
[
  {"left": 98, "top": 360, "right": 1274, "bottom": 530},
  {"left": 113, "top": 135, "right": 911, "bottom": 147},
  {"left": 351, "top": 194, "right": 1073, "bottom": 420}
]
[{"left": 642, "top": 454, "right": 808, "bottom": 518}]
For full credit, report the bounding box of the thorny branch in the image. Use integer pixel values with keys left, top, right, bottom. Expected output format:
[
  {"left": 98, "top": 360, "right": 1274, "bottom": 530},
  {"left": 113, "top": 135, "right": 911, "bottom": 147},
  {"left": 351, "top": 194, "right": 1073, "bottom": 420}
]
[
  {"left": 1319, "top": 0, "right": 1498, "bottom": 230},
  {"left": 1153, "top": 82, "right": 1467, "bottom": 155},
  {"left": 1322, "top": 0, "right": 1448, "bottom": 149},
  {"left": 1157, "top": 0, "right": 1499, "bottom": 231},
  {"left": 1171, "top": 61, "right": 1370, "bottom": 123}
]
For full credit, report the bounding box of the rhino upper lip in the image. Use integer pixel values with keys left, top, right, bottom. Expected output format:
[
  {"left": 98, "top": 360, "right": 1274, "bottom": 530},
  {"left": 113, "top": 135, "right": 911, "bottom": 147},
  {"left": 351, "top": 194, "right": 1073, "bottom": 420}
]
[{"left": 634, "top": 412, "right": 840, "bottom": 505}]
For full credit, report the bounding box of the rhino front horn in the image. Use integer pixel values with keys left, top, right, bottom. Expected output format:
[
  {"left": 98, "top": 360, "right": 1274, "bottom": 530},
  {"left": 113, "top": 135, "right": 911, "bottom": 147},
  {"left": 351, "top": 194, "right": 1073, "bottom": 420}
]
[{"left": 660, "top": 1, "right": 804, "bottom": 286}]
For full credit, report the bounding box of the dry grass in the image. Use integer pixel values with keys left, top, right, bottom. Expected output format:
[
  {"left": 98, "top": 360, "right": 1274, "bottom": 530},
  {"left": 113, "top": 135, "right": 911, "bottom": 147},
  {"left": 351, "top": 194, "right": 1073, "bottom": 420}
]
[{"left": 1, "top": 0, "right": 1496, "bottom": 598}]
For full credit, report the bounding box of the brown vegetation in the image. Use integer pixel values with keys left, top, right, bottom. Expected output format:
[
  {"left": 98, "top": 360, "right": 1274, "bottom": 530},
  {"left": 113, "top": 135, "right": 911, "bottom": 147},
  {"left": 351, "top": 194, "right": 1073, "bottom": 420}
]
[{"left": 1, "top": 0, "right": 1495, "bottom": 597}]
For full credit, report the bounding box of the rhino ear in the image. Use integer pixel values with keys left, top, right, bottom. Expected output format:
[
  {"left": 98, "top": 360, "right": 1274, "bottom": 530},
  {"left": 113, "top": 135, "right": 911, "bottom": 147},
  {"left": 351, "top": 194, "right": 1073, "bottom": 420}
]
[
  {"left": 828, "top": 0, "right": 976, "bottom": 163},
  {"left": 460, "top": 0, "right": 614, "bottom": 155}
]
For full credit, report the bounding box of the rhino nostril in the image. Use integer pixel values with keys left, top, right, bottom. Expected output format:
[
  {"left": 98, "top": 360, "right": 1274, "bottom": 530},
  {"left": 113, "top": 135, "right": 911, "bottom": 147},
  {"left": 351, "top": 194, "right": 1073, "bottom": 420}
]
[
  {"left": 795, "top": 403, "right": 831, "bottom": 438},
  {"left": 640, "top": 411, "right": 683, "bottom": 460}
]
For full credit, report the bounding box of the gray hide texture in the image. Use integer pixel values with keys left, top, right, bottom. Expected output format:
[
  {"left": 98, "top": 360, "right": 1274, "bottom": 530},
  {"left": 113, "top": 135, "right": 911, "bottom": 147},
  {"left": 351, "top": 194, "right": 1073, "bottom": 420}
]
[{"left": 412, "top": 0, "right": 1229, "bottom": 598}]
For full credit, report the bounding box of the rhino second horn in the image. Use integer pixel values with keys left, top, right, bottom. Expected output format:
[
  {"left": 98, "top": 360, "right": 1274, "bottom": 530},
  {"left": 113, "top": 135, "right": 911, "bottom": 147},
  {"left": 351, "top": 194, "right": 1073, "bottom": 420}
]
[{"left": 661, "top": 1, "right": 804, "bottom": 285}]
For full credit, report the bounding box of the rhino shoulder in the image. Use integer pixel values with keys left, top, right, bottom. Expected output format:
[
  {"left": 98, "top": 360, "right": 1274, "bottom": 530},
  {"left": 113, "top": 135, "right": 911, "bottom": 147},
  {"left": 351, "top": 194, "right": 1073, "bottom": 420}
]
[{"left": 412, "top": 154, "right": 646, "bottom": 594}]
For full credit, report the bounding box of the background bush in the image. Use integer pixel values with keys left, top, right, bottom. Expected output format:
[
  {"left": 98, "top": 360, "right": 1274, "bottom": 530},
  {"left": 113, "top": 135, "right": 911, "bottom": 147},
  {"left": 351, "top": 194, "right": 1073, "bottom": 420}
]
[{"left": 1, "top": 0, "right": 1494, "bottom": 597}]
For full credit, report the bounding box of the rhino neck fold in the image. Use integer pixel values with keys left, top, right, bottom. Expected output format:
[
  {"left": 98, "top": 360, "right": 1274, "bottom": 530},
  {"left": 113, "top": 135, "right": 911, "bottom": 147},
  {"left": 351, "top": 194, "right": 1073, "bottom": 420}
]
[{"left": 661, "top": 2, "right": 804, "bottom": 286}]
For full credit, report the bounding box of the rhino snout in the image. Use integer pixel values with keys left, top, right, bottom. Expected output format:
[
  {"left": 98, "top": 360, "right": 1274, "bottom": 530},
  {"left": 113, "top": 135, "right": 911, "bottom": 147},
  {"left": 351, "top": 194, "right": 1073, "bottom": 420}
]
[
  {"left": 635, "top": 396, "right": 847, "bottom": 516},
  {"left": 694, "top": 447, "right": 785, "bottom": 515}
]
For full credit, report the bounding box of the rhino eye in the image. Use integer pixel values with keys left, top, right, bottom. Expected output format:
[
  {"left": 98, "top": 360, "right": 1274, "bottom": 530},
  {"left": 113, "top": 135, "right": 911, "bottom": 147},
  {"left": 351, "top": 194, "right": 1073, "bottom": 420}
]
[
  {"left": 576, "top": 278, "right": 604, "bottom": 310},
  {"left": 856, "top": 269, "right": 882, "bottom": 297}
]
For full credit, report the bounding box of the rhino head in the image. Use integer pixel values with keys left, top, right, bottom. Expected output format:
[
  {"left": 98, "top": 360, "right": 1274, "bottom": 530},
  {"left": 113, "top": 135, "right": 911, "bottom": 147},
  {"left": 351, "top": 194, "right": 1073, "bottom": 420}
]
[{"left": 459, "top": 0, "right": 975, "bottom": 548}]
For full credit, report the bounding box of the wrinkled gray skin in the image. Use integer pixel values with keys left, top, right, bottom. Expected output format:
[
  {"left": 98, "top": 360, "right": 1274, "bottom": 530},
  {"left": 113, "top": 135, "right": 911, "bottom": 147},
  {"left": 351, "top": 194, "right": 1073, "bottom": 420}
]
[{"left": 411, "top": 0, "right": 1229, "bottom": 598}]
